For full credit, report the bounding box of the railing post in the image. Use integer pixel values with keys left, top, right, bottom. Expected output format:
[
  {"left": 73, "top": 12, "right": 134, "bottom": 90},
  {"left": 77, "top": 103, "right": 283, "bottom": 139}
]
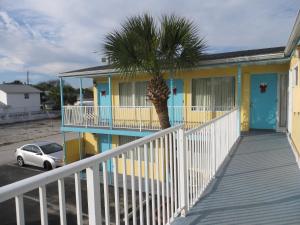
[
  {"left": 139, "top": 107, "right": 142, "bottom": 131},
  {"left": 178, "top": 128, "right": 188, "bottom": 216},
  {"left": 86, "top": 164, "right": 102, "bottom": 225}
]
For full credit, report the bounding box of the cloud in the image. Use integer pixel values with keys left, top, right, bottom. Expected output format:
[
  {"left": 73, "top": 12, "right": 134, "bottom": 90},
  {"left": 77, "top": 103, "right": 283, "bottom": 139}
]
[{"left": 0, "top": 0, "right": 299, "bottom": 85}]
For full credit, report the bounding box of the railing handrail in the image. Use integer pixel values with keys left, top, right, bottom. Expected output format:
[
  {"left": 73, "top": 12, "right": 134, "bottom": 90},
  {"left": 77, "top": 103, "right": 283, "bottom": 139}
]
[
  {"left": 185, "top": 107, "right": 238, "bottom": 135},
  {"left": 63, "top": 105, "right": 234, "bottom": 108},
  {"left": 0, "top": 124, "right": 183, "bottom": 203}
]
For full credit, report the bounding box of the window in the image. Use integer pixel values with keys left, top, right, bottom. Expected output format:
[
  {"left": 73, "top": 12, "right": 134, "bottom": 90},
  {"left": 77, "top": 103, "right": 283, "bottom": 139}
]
[
  {"left": 118, "top": 136, "right": 155, "bottom": 161},
  {"left": 119, "top": 136, "right": 139, "bottom": 159},
  {"left": 40, "top": 143, "right": 63, "bottom": 154},
  {"left": 119, "top": 81, "right": 150, "bottom": 106},
  {"left": 24, "top": 93, "right": 29, "bottom": 99},
  {"left": 192, "top": 76, "right": 235, "bottom": 111},
  {"left": 31, "top": 146, "right": 41, "bottom": 154},
  {"left": 22, "top": 145, "right": 40, "bottom": 153},
  {"left": 22, "top": 145, "right": 33, "bottom": 152},
  {"left": 135, "top": 81, "right": 151, "bottom": 106},
  {"left": 119, "top": 82, "right": 133, "bottom": 106}
]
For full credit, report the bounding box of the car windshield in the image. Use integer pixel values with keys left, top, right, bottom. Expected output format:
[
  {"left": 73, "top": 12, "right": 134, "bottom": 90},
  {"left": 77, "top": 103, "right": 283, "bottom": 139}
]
[{"left": 40, "top": 143, "right": 62, "bottom": 154}]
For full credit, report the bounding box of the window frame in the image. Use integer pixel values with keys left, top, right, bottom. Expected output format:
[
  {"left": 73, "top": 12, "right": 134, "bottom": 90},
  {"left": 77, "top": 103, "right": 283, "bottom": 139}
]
[
  {"left": 191, "top": 75, "right": 236, "bottom": 111},
  {"left": 118, "top": 81, "right": 151, "bottom": 107},
  {"left": 22, "top": 145, "right": 41, "bottom": 154}
]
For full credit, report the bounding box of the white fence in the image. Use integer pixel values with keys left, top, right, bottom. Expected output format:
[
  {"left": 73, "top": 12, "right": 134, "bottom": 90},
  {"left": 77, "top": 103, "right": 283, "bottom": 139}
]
[
  {"left": 0, "top": 109, "right": 60, "bottom": 125},
  {"left": 63, "top": 105, "right": 232, "bottom": 130},
  {"left": 0, "top": 108, "right": 239, "bottom": 225}
]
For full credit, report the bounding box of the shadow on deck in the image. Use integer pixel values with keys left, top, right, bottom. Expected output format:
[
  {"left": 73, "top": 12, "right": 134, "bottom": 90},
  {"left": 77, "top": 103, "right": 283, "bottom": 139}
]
[{"left": 172, "top": 132, "right": 300, "bottom": 225}]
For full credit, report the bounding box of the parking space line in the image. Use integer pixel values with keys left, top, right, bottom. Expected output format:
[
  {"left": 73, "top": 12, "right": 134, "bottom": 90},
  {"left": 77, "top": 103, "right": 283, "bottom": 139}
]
[{"left": 6, "top": 163, "right": 45, "bottom": 172}]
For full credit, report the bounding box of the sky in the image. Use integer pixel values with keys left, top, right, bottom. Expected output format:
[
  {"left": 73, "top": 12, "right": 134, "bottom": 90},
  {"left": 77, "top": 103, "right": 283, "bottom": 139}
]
[{"left": 0, "top": 0, "right": 299, "bottom": 87}]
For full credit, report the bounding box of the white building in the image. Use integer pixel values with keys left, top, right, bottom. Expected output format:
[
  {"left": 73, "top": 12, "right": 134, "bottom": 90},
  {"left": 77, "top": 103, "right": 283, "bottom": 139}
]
[{"left": 0, "top": 84, "right": 41, "bottom": 113}]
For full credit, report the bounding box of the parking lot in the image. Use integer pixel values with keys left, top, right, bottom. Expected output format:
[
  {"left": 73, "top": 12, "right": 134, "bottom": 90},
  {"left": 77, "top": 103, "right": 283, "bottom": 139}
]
[
  {"left": 0, "top": 163, "right": 91, "bottom": 225},
  {"left": 0, "top": 119, "right": 85, "bottom": 224},
  {"left": 0, "top": 119, "right": 76, "bottom": 165}
]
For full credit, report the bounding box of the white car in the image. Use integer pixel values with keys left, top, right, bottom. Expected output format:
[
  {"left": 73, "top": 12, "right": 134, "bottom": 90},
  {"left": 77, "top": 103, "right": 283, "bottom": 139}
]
[{"left": 15, "top": 141, "right": 64, "bottom": 170}]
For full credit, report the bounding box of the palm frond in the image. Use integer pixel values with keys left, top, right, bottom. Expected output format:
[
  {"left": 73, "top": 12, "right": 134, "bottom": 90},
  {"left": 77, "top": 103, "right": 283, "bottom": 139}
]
[{"left": 159, "top": 14, "right": 207, "bottom": 70}]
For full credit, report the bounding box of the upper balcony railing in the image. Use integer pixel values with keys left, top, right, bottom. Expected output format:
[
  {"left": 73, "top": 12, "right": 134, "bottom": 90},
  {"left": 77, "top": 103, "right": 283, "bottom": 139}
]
[
  {"left": 0, "top": 108, "right": 239, "bottom": 225},
  {"left": 63, "top": 105, "right": 233, "bottom": 131}
]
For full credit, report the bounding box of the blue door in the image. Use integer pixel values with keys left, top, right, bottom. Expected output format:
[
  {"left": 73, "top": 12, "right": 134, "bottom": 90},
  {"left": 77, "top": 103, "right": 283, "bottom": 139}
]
[
  {"left": 250, "top": 74, "right": 277, "bottom": 130},
  {"left": 97, "top": 83, "right": 110, "bottom": 125},
  {"left": 99, "top": 134, "right": 113, "bottom": 172},
  {"left": 167, "top": 79, "right": 184, "bottom": 125}
]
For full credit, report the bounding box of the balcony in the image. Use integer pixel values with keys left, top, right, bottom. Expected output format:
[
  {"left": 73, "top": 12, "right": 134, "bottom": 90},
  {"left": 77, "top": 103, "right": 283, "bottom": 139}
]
[
  {"left": 63, "top": 105, "right": 232, "bottom": 131},
  {"left": 0, "top": 108, "right": 299, "bottom": 225},
  {"left": 0, "top": 108, "right": 240, "bottom": 225}
]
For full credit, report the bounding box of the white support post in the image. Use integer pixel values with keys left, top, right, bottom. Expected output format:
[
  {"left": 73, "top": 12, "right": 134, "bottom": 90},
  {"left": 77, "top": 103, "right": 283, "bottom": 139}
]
[
  {"left": 178, "top": 129, "right": 187, "bottom": 216},
  {"left": 86, "top": 164, "right": 102, "bottom": 225},
  {"left": 15, "top": 195, "right": 25, "bottom": 225},
  {"left": 39, "top": 185, "right": 48, "bottom": 225},
  {"left": 58, "top": 178, "right": 67, "bottom": 225}
]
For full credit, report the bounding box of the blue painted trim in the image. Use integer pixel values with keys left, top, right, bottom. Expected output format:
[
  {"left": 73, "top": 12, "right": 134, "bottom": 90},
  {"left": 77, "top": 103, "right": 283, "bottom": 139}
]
[
  {"left": 108, "top": 75, "right": 113, "bottom": 128},
  {"left": 59, "top": 78, "right": 64, "bottom": 126},
  {"left": 61, "top": 126, "right": 153, "bottom": 137}
]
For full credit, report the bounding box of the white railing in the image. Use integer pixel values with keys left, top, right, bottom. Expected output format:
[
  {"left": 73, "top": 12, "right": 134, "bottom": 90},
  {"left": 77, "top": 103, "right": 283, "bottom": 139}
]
[
  {"left": 63, "top": 105, "right": 233, "bottom": 130},
  {"left": 0, "top": 108, "right": 239, "bottom": 225},
  {"left": 184, "top": 107, "right": 239, "bottom": 209}
]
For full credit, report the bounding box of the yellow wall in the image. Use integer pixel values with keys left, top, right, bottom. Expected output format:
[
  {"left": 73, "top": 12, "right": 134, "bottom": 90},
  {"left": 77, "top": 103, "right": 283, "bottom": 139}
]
[
  {"left": 93, "top": 63, "right": 289, "bottom": 131},
  {"left": 65, "top": 133, "right": 99, "bottom": 163},
  {"left": 64, "top": 138, "right": 82, "bottom": 163},
  {"left": 83, "top": 133, "right": 98, "bottom": 155},
  {"left": 290, "top": 47, "right": 300, "bottom": 155},
  {"left": 111, "top": 135, "right": 164, "bottom": 180}
]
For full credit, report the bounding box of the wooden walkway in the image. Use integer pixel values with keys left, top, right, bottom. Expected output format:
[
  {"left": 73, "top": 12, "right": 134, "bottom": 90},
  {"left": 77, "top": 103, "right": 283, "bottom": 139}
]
[{"left": 172, "top": 133, "right": 300, "bottom": 225}]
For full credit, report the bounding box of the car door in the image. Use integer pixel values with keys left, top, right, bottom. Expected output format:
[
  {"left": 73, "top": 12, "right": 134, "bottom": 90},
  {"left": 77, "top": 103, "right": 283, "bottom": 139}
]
[
  {"left": 22, "top": 145, "right": 43, "bottom": 167},
  {"left": 30, "top": 145, "right": 44, "bottom": 167}
]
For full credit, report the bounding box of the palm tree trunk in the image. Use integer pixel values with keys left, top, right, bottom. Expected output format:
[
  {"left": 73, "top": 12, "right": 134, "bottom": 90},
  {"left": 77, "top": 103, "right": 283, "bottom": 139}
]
[{"left": 147, "top": 75, "right": 171, "bottom": 129}]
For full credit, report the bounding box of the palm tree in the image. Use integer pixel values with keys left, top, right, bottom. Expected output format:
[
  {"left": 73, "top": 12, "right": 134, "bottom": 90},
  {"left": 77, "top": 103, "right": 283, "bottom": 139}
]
[{"left": 104, "top": 14, "right": 206, "bottom": 129}]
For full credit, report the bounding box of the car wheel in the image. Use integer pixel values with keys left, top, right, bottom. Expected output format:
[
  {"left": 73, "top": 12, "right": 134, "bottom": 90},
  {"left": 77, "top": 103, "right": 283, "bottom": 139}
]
[
  {"left": 44, "top": 161, "right": 52, "bottom": 170},
  {"left": 17, "top": 156, "right": 24, "bottom": 167}
]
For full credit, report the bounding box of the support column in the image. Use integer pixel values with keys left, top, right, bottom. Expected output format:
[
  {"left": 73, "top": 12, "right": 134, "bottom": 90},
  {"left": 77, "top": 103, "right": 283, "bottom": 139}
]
[
  {"left": 59, "top": 77, "right": 64, "bottom": 126},
  {"left": 237, "top": 65, "right": 242, "bottom": 135},
  {"left": 170, "top": 71, "right": 174, "bottom": 125},
  {"left": 60, "top": 78, "right": 67, "bottom": 163},
  {"left": 108, "top": 74, "right": 113, "bottom": 129}
]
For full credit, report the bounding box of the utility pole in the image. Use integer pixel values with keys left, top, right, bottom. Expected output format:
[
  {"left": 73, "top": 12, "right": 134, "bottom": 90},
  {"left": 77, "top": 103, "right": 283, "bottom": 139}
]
[{"left": 26, "top": 71, "right": 29, "bottom": 85}]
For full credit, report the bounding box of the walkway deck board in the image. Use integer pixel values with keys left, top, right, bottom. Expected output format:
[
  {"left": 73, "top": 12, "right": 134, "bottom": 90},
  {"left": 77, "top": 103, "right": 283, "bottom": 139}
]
[{"left": 172, "top": 133, "right": 300, "bottom": 225}]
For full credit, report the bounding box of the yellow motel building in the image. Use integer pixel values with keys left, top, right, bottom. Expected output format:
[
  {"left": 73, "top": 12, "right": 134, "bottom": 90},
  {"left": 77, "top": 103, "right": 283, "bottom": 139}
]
[{"left": 59, "top": 12, "right": 300, "bottom": 170}]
